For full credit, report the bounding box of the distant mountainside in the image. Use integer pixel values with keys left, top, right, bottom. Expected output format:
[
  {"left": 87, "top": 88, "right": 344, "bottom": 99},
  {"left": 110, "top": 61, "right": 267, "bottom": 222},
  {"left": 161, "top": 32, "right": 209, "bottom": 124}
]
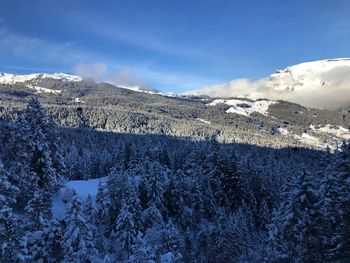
[{"left": 0, "top": 72, "right": 349, "bottom": 150}]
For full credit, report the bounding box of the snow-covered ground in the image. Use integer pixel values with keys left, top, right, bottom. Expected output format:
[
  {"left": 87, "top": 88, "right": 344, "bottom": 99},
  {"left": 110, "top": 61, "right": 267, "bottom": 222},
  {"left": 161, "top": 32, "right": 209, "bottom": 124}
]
[
  {"left": 0, "top": 72, "right": 82, "bottom": 84},
  {"left": 208, "top": 99, "right": 277, "bottom": 117},
  {"left": 53, "top": 177, "right": 107, "bottom": 219},
  {"left": 196, "top": 118, "right": 211, "bottom": 124}
]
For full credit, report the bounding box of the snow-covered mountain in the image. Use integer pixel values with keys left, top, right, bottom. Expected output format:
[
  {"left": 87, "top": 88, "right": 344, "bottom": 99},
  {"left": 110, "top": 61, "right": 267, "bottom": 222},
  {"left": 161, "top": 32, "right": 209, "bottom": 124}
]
[
  {"left": 188, "top": 58, "right": 350, "bottom": 109},
  {"left": 0, "top": 72, "right": 82, "bottom": 84},
  {"left": 266, "top": 58, "right": 350, "bottom": 92}
]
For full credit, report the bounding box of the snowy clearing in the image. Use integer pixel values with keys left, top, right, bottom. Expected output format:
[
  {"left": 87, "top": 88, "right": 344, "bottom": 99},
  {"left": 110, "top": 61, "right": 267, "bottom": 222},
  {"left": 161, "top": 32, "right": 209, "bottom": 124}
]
[
  {"left": 53, "top": 177, "right": 108, "bottom": 219},
  {"left": 26, "top": 85, "right": 62, "bottom": 94},
  {"left": 208, "top": 99, "right": 277, "bottom": 117}
]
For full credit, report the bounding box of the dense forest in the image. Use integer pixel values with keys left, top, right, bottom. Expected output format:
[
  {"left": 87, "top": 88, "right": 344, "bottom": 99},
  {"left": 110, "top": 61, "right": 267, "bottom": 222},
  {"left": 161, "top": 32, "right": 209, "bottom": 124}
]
[{"left": 1, "top": 97, "right": 350, "bottom": 262}]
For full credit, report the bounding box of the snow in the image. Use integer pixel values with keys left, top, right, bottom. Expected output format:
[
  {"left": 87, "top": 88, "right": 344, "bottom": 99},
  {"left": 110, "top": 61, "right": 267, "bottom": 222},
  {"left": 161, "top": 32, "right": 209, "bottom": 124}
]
[
  {"left": 310, "top": 124, "right": 350, "bottom": 140},
  {"left": 208, "top": 99, "right": 277, "bottom": 117},
  {"left": 277, "top": 127, "right": 289, "bottom": 135},
  {"left": 196, "top": 118, "right": 211, "bottom": 124},
  {"left": 119, "top": 85, "right": 164, "bottom": 96},
  {"left": 74, "top": 97, "right": 85, "bottom": 103},
  {"left": 26, "top": 85, "right": 62, "bottom": 94},
  {"left": 0, "top": 72, "right": 82, "bottom": 84},
  {"left": 294, "top": 133, "right": 323, "bottom": 148}
]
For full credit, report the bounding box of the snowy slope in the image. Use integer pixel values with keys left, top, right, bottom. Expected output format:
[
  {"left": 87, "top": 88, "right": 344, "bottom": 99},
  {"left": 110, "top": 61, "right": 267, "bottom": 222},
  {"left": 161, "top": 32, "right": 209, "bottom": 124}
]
[
  {"left": 0, "top": 72, "right": 82, "bottom": 84},
  {"left": 208, "top": 99, "right": 277, "bottom": 117}
]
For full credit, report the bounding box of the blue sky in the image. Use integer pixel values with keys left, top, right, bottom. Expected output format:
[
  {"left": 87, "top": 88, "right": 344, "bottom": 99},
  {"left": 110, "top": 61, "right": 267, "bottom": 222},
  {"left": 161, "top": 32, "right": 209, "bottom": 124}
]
[{"left": 0, "top": 0, "right": 349, "bottom": 93}]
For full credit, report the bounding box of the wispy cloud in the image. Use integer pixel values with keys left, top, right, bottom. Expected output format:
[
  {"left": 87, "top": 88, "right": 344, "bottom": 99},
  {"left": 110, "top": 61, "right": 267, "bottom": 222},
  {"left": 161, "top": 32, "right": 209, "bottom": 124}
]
[
  {"left": 0, "top": 23, "right": 96, "bottom": 70},
  {"left": 72, "top": 62, "right": 219, "bottom": 92}
]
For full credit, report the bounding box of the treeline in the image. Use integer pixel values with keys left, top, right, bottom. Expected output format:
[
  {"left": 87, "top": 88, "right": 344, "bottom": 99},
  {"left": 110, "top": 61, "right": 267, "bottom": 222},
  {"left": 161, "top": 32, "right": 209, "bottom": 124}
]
[{"left": 0, "top": 98, "right": 349, "bottom": 262}]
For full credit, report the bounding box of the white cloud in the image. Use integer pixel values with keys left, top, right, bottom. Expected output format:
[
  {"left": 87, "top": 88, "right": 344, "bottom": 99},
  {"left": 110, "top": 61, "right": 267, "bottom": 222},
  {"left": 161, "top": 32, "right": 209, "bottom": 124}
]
[{"left": 73, "top": 63, "right": 109, "bottom": 80}]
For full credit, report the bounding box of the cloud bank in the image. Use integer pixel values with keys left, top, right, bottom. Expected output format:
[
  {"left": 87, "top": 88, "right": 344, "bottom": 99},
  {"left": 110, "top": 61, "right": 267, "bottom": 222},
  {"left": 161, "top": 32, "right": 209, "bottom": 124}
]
[{"left": 187, "top": 61, "right": 350, "bottom": 110}]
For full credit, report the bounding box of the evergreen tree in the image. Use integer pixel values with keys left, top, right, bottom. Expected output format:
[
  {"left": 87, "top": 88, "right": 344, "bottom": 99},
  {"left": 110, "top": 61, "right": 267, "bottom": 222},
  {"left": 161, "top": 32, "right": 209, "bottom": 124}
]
[
  {"left": 317, "top": 143, "right": 350, "bottom": 261},
  {"left": 95, "top": 180, "right": 110, "bottom": 253},
  {"left": 268, "top": 170, "right": 322, "bottom": 262},
  {"left": 62, "top": 191, "right": 97, "bottom": 262},
  {"left": 5, "top": 98, "right": 64, "bottom": 206},
  {"left": 83, "top": 194, "right": 98, "bottom": 227},
  {"left": 0, "top": 161, "right": 18, "bottom": 206},
  {"left": 107, "top": 167, "right": 128, "bottom": 224},
  {"left": 110, "top": 199, "right": 138, "bottom": 260},
  {"left": 129, "top": 236, "right": 156, "bottom": 263},
  {"left": 161, "top": 220, "right": 184, "bottom": 262},
  {"left": 0, "top": 206, "right": 20, "bottom": 263},
  {"left": 24, "top": 189, "right": 52, "bottom": 231}
]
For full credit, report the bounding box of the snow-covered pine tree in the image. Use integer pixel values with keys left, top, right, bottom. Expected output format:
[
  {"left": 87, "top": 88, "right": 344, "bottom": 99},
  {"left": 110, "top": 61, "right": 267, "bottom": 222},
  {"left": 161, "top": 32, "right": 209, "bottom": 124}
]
[
  {"left": 212, "top": 208, "right": 231, "bottom": 262},
  {"left": 62, "top": 191, "right": 97, "bottom": 262},
  {"left": 317, "top": 142, "right": 350, "bottom": 261},
  {"left": 145, "top": 160, "right": 168, "bottom": 212},
  {"left": 0, "top": 160, "right": 18, "bottom": 206},
  {"left": 258, "top": 198, "right": 271, "bottom": 231},
  {"left": 160, "top": 220, "right": 184, "bottom": 262},
  {"left": 0, "top": 205, "right": 20, "bottom": 263},
  {"left": 5, "top": 97, "right": 64, "bottom": 206},
  {"left": 96, "top": 180, "right": 110, "bottom": 227},
  {"left": 83, "top": 194, "right": 98, "bottom": 227},
  {"left": 140, "top": 159, "right": 168, "bottom": 228},
  {"left": 129, "top": 236, "right": 156, "bottom": 263},
  {"left": 268, "top": 169, "right": 322, "bottom": 262},
  {"left": 83, "top": 193, "right": 98, "bottom": 253},
  {"left": 19, "top": 98, "right": 59, "bottom": 191},
  {"left": 24, "top": 189, "right": 52, "bottom": 231},
  {"left": 110, "top": 199, "right": 138, "bottom": 260},
  {"left": 165, "top": 169, "right": 192, "bottom": 228},
  {"left": 44, "top": 115, "right": 67, "bottom": 183},
  {"left": 127, "top": 178, "right": 143, "bottom": 233},
  {"left": 107, "top": 167, "right": 128, "bottom": 224}
]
